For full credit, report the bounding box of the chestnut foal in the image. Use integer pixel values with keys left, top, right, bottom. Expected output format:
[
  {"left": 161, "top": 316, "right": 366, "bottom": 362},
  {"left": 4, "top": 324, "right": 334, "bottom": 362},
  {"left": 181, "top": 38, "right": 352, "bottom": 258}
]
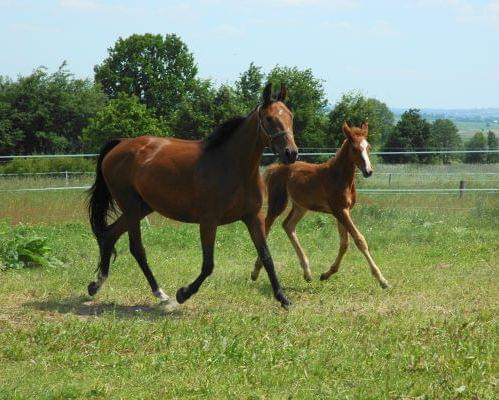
[{"left": 252, "top": 121, "right": 389, "bottom": 288}]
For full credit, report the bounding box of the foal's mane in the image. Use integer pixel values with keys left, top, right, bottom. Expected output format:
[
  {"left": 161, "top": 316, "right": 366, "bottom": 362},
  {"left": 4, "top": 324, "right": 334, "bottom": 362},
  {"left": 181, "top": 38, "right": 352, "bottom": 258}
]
[{"left": 202, "top": 116, "right": 247, "bottom": 150}]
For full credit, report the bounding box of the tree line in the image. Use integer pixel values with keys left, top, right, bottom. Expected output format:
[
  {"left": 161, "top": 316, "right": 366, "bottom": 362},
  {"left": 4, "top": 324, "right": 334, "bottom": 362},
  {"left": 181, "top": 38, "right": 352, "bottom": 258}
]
[{"left": 0, "top": 33, "right": 497, "bottom": 163}]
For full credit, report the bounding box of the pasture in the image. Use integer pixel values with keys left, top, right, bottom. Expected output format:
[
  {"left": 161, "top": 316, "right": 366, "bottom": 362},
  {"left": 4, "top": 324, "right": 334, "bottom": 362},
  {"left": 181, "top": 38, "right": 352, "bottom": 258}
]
[{"left": 0, "top": 165, "right": 498, "bottom": 399}]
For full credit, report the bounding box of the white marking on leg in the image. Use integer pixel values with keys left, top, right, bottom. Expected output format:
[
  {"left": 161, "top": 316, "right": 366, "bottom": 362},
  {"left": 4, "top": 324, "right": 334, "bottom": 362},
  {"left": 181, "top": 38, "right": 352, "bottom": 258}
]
[{"left": 153, "top": 288, "right": 170, "bottom": 303}]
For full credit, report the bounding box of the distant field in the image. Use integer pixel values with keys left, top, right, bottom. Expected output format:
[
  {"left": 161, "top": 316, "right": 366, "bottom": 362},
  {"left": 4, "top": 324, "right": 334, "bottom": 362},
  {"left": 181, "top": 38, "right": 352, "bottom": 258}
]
[{"left": 452, "top": 121, "right": 499, "bottom": 140}]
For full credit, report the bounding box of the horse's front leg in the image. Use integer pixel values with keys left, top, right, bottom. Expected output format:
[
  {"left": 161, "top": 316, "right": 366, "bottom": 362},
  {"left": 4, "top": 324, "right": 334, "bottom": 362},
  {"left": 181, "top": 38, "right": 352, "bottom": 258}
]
[
  {"left": 244, "top": 213, "right": 290, "bottom": 309},
  {"left": 176, "top": 222, "right": 216, "bottom": 304}
]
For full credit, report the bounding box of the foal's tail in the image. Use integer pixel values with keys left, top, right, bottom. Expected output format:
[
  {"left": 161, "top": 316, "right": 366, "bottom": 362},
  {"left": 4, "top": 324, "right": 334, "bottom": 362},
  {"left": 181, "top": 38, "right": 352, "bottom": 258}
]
[
  {"left": 87, "top": 139, "right": 121, "bottom": 244},
  {"left": 264, "top": 164, "right": 290, "bottom": 221}
]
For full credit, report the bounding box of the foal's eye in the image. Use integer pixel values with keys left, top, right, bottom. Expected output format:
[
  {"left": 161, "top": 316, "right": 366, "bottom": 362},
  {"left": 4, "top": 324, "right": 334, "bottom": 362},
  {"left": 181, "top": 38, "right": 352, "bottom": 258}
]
[{"left": 265, "top": 116, "right": 273, "bottom": 123}]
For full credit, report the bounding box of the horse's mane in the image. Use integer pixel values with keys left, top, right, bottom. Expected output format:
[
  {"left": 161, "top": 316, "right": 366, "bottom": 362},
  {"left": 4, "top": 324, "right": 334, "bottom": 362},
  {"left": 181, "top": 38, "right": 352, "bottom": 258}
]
[{"left": 202, "top": 116, "right": 247, "bottom": 150}]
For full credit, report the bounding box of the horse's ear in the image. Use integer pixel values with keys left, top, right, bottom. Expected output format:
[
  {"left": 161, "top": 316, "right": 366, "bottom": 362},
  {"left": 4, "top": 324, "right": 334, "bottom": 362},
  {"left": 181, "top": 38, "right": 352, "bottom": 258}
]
[
  {"left": 342, "top": 121, "right": 354, "bottom": 140},
  {"left": 277, "top": 83, "right": 288, "bottom": 102},
  {"left": 262, "top": 82, "right": 273, "bottom": 106}
]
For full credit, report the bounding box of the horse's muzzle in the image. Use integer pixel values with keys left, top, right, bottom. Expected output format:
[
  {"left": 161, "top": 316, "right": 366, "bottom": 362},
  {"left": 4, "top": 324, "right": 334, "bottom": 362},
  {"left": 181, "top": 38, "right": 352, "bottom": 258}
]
[{"left": 283, "top": 148, "right": 298, "bottom": 164}]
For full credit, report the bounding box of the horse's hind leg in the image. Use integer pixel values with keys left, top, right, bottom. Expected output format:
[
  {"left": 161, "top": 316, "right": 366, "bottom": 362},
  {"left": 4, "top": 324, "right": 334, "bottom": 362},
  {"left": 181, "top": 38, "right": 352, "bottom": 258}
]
[
  {"left": 282, "top": 203, "right": 310, "bottom": 281},
  {"left": 127, "top": 213, "right": 170, "bottom": 303},
  {"left": 320, "top": 220, "right": 349, "bottom": 281},
  {"left": 88, "top": 215, "right": 128, "bottom": 296}
]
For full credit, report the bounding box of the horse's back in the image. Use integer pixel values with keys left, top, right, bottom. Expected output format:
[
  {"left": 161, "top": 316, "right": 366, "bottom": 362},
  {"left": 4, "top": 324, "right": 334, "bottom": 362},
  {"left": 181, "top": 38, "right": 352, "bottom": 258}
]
[{"left": 101, "top": 136, "right": 204, "bottom": 221}]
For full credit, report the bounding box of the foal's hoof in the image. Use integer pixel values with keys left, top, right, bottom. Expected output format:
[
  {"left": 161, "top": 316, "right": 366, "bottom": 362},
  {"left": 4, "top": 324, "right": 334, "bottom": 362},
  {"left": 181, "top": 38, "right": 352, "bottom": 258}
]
[
  {"left": 250, "top": 271, "right": 259, "bottom": 281},
  {"left": 380, "top": 280, "right": 391, "bottom": 289},
  {"left": 175, "top": 287, "right": 190, "bottom": 304},
  {"left": 87, "top": 281, "right": 99, "bottom": 296},
  {"left": 304, "top": 274, "right": 312, "bottom": 282},
  {"left": 319, "top": 273, "right": 329, "bottom": 281}
]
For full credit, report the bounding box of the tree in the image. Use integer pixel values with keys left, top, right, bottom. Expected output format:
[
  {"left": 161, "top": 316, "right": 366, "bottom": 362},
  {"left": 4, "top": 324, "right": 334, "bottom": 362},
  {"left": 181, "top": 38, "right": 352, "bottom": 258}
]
[
  {"left": 381, "top": 109, "right": 432, "bottom": 163},
  {"left": 430, "top": 119, "right": 462, "bottom": 164},
  {"left": 82, "top": 93, "right": 164, "bottom": 151},
  {"left": 94, "top": 33, "right": 198, "bottom": 122},
  {"left": 328, "top": 92, "right": 394, "bottom": 148},
  {"left": 487, "top": 131, "right": 498, "bottom": 163},
  {"left": 168, "top": 79, "right": 218, "bottom": 140},
  {"left": 464, "top": 131, "right": 487, "bottom": 163},
  {"left": 0, "top": 63, "right": 106, "bottom": 155},
  {"left": 267, "top": 66, "right": 329, "bottom": 148},
  {"left": 235, "top": 62, "right": 265, "bottom": 113}
]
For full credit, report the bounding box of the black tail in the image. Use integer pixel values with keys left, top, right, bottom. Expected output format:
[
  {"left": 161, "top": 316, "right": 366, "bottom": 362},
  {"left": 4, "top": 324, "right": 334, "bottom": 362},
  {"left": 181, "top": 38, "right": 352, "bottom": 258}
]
[{"left": 87, "top": 139, "right": 122, "bottom": 245}]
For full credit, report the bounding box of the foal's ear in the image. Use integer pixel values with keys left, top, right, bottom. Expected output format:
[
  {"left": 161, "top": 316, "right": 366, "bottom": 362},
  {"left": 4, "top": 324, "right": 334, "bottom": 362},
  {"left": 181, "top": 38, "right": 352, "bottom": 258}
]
[
  {"left": 361, "top": 120, "right": 369, "bottom": 136},
  {"left": 277, "top": 83, "right": 288, "bottom": 102},
  {"left": 262, "top": 82, "right": 273, "bottom": 107},
  {"left": 342, "top": 121, "right": 355, "bottom": 140}
]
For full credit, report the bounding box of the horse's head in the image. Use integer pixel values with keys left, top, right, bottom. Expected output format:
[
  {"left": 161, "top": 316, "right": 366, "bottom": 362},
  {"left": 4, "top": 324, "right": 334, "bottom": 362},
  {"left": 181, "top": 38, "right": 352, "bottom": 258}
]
[
  {"left": 257, "top": 83, "right": 298, "bottom": 164},
  {"left": 342, "top": 121, "right": 373, "bottom": 178}
]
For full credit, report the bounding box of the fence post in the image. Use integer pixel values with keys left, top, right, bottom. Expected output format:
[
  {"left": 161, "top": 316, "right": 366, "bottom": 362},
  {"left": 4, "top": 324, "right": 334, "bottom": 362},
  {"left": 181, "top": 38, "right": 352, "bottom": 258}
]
[
  {"left": 459, "top": 180, "right": 465, "bottom": 198},
  {"left": 65, "top": 170, "right": 68, "bottom": 187},
  {"left": 388, "top": 173, "right": 392, "bottom": 186}
]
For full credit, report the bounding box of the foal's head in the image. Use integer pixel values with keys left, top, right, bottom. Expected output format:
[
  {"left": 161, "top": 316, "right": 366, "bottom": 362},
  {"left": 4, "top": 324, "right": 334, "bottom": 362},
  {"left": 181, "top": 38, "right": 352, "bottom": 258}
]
[
  {"left": 257, "top": 83, "right": 298, "bottom": 164},
  {"left": 342, "top": 121, "right": 373, "bottom": 178}
]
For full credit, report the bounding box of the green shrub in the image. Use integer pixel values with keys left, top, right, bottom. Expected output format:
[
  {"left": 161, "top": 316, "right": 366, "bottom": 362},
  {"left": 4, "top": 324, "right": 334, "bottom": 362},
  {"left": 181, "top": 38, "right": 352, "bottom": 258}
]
[
  {"left": 0, "top": 157, "right": 96, "bottom": 174},
  {"left": 0, "top": 223, "right": 62, "bottom": 270}
]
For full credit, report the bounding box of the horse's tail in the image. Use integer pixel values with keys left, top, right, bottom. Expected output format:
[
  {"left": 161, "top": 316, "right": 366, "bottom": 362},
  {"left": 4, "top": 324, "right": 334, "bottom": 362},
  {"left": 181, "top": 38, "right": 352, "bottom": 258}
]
[
  {"left": 264, "top": 164, "right": 290, "bottom": 219},
  {"left": 87, "top": 139, "right": 121, "bottom": 245}
]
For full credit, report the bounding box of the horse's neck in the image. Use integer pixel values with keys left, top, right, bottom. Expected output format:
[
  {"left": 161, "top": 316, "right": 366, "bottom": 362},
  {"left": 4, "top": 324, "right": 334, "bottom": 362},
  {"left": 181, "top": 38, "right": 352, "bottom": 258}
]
[
  {"left": 224, "top": 114, "right": 265, "bottom": 177},
  {"left": 327, "top": 140, "right": 356, "bottom": 187}
]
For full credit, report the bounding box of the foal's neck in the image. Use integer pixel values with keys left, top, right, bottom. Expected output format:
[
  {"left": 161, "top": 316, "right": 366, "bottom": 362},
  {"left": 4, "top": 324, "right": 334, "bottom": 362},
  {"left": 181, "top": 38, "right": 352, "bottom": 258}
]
[{"left": 326, "top": 140, "right": 356, "bottom": 187}]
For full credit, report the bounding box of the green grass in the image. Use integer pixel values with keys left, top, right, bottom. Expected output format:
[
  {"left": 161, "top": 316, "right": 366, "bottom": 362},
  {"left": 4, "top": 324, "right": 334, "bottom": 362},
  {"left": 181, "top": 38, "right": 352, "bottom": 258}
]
[{"left": 0, "top": 190, "right": 498, "bottom": 399}]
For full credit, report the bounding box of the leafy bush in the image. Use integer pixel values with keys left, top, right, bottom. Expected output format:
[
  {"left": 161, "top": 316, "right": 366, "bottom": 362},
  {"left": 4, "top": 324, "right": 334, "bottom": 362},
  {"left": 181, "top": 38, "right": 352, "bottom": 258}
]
[
  {"left": 0, "top": 157, "right": 95, "bottom": 174},
  {"left": 0, "top": 223, "right": 62, "bottom": 270}
]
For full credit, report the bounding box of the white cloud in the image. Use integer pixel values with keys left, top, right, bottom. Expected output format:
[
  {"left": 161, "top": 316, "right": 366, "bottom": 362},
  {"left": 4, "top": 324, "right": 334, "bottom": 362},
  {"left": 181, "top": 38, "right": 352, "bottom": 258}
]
[{"left": 59, "top": 0, "right": 101, "bottom": 10}]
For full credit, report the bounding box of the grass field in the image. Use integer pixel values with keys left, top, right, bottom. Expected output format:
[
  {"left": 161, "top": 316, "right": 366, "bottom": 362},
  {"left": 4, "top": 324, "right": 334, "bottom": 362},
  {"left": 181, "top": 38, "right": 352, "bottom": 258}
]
[{"left": 0, "top": 170, "right": 498, "bottom": 399}]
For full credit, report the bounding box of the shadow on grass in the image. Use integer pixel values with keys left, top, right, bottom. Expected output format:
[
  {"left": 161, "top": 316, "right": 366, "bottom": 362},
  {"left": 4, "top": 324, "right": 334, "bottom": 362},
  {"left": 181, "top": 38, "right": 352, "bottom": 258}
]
[{"left": 25, "top": 295, "right": 183, "bottom": 320}]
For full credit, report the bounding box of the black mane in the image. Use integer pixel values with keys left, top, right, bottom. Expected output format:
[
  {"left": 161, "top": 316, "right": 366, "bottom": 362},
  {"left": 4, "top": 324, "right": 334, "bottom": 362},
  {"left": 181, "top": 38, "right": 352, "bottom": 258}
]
[{"left": 202, "top": 116, "right": 246, "bottom": 150}]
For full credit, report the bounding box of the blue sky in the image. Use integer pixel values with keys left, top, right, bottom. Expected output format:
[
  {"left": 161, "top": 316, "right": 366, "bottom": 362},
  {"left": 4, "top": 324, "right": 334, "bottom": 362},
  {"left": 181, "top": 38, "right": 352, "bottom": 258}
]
[{"left": 1, "top": 0, "right": 498, "bottom": 109}]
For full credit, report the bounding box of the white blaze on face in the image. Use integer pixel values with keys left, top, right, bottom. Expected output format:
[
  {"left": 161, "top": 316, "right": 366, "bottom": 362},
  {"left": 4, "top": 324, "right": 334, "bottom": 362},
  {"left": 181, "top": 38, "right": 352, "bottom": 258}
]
[{"left": 360, "top": 139, "right": 372, "bottom": 172}]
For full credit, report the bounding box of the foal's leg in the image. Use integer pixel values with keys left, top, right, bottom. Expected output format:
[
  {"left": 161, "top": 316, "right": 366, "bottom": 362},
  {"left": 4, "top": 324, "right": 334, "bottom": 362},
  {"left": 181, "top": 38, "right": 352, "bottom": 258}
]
[
  {"left": 176, "top": 222, "right": 216, "bottom": 304},
  {"left": 282, "top": 203, "right": 311, "bottom": 281},
  {"left": 334, "top": 208, "right": 389, "bottom": 288},
  {"left": 245, "top": 213, "right": 290, "bottom": 308},
  {"left": 320, "top": 220, "right": 349, "bottom": 281}
]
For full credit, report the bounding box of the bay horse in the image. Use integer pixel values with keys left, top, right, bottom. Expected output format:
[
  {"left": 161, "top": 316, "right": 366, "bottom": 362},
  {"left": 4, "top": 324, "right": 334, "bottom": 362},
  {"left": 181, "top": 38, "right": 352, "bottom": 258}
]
[
  {"left": 87, "top": 83, "right": 298, "bottom": 308},
  {"left": 252, "top": 121, "right": 389, "bottom": 288}
]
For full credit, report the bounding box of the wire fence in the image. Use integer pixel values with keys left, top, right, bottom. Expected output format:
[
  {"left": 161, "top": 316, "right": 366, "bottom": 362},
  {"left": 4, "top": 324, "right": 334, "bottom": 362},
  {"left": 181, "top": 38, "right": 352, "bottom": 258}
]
[{"left": 1, "top": 151, "right": 498, "bottom": 195}]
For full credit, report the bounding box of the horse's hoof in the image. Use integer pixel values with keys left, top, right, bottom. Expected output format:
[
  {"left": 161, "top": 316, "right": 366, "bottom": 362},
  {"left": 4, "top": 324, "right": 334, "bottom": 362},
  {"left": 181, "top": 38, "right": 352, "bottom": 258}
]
[
  {"left": 380, "top": 281, "right": 390, "bottom": 289},
  {"left": 87, "top": 281, "right": 99, "bottom": 296},
  {"left": 304, "top": 274, "right": 312, "bottom": 282},
  {"left": 175, "top": 287, "right": 190, "bottom": 304},
  {"left": 276, "top": 291, "right": 290, "bottom": 310},
  {"left": 250, "top": 271, "right": 259, "bottom": 281},
  {"left": 319, "top": 273, "right": 328, "bottom": 281}
]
